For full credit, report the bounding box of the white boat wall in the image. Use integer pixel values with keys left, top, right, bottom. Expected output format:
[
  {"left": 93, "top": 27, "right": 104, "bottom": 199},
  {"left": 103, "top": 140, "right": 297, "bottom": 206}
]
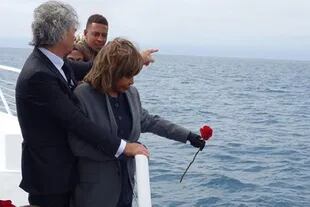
[
  {"left": 0, "top": 64, "right": 27, "bottom": 205},
  {"left": 0, "top": 64, "right": 152, "bottom": 207}
]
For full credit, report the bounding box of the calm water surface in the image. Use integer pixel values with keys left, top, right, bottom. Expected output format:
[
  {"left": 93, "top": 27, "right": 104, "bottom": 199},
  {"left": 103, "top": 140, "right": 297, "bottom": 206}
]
[{"left": 1, "top": 48, "right": 309, "bottom": 206}]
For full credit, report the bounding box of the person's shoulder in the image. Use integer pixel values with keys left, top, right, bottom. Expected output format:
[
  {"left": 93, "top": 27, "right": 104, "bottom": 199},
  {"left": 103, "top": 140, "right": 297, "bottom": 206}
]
[
  {"left": 20, "top": 52, "right": 54, "bottom": 81},
  {"left": 75, "top": 82, "right": 100, "bottom": 96},
  {"left": 127, "top": 86, "right": 139, "bottom": 96},
  {"left": 74, "top": 82, "right": 106, "bottom": 105},
  {"left": 77, "top": 39, "right": 87, "bottom": 47},
  {"left": 76, "top": 40, "right": 89, "bottom": 51},
  {"left": 66, "top": 58, "right": 92, "bottom": 69},
  {"left": 24, "top": 47, "right": 58, "bottom": 71},
  {"left": 129, "top": 85, "right": 138, "bottom": 92},
  {"left": 75, "top": 41, "right": 92, "bottom": 61},
  {"left": 23, "top": 48, "right": 45, "bottom": 68},
  {"left": 75, "top": 82, "right": 91, "bottom": 92}
]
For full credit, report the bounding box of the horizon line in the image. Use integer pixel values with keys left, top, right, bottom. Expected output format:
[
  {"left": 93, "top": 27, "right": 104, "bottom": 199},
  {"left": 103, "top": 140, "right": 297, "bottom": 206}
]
[{"left": 0, "top": 46, "right": 309, "bottom": 62}]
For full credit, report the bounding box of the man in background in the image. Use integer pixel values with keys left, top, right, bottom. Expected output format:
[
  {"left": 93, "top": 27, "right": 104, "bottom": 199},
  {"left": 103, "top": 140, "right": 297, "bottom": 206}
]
[{"left": 79, "top": 14, "right": 108, "bottom": 61}]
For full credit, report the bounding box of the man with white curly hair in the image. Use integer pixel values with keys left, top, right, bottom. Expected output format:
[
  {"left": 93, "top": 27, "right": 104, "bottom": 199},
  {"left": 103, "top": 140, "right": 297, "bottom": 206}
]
[{"left": 15, "top": 1, "right": 157, "bottom": 206}]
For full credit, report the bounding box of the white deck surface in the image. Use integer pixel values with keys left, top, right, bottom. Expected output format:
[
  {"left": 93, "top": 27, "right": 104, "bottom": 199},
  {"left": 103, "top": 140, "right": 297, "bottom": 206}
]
[{"left": 0, "top": 112, "right": 28, "bottom": 205}]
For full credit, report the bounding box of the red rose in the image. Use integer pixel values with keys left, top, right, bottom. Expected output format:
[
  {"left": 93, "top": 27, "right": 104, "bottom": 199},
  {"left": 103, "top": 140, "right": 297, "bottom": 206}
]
[
  {"left": 200, "top": 125, "right": 213, "bottom": 140},
  {"left": 0, "top": 200, "right": 15, "bottom": 207}
]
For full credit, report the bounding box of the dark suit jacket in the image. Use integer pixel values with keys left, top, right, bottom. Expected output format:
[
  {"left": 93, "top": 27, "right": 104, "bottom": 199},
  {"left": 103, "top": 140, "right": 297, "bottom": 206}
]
[{"left": 15, "top": 47, "right": 121, "bottom": 194}]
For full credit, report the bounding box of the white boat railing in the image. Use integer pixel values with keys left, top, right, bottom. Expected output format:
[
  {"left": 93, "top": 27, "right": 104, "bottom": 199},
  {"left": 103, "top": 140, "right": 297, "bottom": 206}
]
[
  {"left": 135, "top": 155, "right": 152, "bottom": 207},
  {"left": 0, "top": 65, "right": 21, "bottom": 73},
  {"left": 0, "top": 64, "right": 20, "bottom": 116},
  {"left": 0, "top": 64, "right": 21, "bottom": 173},
  {"left": 0, "top": 88, "right": 12, "bottom": 115}
]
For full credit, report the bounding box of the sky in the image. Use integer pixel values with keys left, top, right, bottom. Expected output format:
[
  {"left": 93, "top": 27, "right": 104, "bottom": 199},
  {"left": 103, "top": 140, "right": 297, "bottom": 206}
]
[{"left": 0, "top": 0, "right": 309, "bottom": 60}]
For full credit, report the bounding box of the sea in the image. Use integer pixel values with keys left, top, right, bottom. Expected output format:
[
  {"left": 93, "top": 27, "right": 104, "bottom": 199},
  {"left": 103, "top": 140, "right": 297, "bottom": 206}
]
[{"left": 0, "top": 47, "right": 309, "bottom": 207}]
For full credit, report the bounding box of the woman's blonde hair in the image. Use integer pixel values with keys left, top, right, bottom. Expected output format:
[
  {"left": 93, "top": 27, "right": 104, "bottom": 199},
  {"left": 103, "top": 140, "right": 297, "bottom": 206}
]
[{"left": 84, "top": 38, "right": 144, "bottom": 92}]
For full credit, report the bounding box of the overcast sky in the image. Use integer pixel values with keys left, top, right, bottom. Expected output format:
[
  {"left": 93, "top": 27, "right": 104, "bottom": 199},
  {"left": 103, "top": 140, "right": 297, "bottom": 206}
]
[{"left": 1, "top": 0, "right": 309, "bottom": 60}]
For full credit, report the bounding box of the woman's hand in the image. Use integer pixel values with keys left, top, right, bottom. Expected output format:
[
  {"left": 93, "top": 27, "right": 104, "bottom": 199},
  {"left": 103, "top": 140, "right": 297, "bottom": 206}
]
[
  {"left": 124, "top": 142, "right": 150, "bottom": 157},
  {"left": 187, "top": 132, "right": 206, "bottom": 151}
]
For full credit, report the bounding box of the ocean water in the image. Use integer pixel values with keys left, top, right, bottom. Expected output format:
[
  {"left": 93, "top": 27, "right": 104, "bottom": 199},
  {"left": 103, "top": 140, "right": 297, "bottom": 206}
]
[{"left": 1, "top": 48, "right": 310, "bottom": 206}]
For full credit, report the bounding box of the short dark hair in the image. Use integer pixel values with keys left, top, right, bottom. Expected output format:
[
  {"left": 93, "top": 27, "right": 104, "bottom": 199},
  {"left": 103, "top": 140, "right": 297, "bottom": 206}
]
[{"left": 86, "top": 14, "right": 108, "bottom": 28}]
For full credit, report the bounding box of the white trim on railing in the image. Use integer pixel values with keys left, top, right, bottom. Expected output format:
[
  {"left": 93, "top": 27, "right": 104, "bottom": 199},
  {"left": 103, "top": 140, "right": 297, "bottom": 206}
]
[
  {"left": 0, "top": 64, "right": 21, "bottom": 73},
  {"left": 0, "top": 88, "right": 12, "bottom": 115},
  {"left": 135, "top": 154, "right": 152, "bottom": 207},
  {"left": 0, "top": 64, "right": 20, "bottom": 115}
]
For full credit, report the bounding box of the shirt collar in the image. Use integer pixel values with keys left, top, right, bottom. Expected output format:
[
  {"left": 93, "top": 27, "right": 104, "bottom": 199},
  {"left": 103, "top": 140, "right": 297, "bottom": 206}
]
[{"left": 38, "top": 47, "right": 64, "bottom": 70}]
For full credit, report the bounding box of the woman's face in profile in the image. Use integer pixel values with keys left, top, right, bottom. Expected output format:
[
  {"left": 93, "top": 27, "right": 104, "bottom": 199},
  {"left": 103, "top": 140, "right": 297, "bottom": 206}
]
[{"left": 113, "top": 76, "right": 134, "bottom": 93}]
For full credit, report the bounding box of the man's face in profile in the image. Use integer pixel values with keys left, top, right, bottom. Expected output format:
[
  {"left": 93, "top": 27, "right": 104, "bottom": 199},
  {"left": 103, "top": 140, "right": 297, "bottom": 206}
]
[{"left": 84, "top": 23, "right": 108, "bottom": 52}]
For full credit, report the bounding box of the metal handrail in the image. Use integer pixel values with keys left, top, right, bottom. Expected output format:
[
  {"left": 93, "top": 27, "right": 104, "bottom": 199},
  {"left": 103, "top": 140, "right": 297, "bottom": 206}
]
[
  {"left": 1, "top": 79, "right": 17, "bottom": 86},
  {"left": 0, "top": 64, "right": 20, "bottom": 116},
  {"left": 0, "top": 88, "right": 12, "bottom": 115},
  {"left": 0, "top": 64, "right": 21, "bottom": 73},
  {"left": 1, "top": 88, "right": 15, "bottom": 95},
  {"left": 135, "top": 154, "right": 152, "bottom": 207}
]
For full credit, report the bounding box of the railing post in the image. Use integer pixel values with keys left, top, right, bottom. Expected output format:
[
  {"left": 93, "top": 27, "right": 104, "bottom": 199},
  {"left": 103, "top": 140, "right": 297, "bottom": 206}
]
[
  {"left": 0, "top": 88, "right": 12, "bottom": 115},
  {"left": 135, "top": 154, "right": 152, "bottom": 207}
]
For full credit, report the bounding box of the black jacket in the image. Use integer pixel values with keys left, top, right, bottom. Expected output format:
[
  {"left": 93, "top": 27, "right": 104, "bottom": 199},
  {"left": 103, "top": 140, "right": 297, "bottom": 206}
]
[{"left": 15, "top": 48, "right": 121, "bottom": 194}]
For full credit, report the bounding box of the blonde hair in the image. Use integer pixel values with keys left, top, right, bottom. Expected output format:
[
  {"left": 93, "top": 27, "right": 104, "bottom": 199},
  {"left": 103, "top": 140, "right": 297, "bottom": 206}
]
[{"left": 84, "top": 38, "right": 144, "bottom": 92}]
